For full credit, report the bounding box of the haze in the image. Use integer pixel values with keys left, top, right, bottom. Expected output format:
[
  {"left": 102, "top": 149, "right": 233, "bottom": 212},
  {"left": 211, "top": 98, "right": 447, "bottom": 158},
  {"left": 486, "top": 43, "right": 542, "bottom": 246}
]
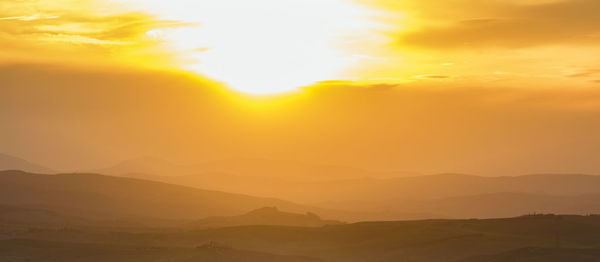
[{"left": 1, "top": 1, "right": 600, "bottom": 261}]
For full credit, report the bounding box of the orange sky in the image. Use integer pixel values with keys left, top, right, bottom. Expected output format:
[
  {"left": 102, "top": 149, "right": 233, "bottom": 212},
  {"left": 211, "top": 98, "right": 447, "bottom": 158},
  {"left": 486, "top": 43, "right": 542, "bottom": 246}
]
[
  {"left": 1, "top": 0, "right": 600, "bottom": 176},
  {"left": 2, "top": 0, "right": 600, "bottom": 92}
]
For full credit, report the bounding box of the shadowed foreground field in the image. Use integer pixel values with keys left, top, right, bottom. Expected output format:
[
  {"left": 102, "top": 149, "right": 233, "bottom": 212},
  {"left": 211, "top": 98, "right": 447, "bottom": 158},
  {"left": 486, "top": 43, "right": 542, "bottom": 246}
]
[
  {"left": 2, "top": 170, "right": 600, "bottom": 261},
  {"left": 2, "top": 214, "right": 600, "bottom": 262},
  {"left": 0, "top": 239, "right": 321, "bottom": 262}
]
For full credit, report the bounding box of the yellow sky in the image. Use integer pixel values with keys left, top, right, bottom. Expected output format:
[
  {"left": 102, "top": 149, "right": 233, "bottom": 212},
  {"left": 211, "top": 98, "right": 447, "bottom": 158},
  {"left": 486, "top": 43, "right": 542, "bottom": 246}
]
[
  {"left": 2, "top": 0, "right": 600, "bottom": 175},
  {"left": 2, "top": 0, "right": 600, "bottom": 94}
]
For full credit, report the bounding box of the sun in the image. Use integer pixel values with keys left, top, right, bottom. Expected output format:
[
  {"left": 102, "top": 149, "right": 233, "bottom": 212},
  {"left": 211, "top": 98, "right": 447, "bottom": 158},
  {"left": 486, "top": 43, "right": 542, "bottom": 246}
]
[{"left": 118, "top": 0, "right": 377, "bottom": 94}]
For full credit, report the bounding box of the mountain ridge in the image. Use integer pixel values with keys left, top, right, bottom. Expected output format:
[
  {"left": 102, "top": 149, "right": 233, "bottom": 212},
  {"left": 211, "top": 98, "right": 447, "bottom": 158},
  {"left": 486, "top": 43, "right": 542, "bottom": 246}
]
[
  {"left": 0, "top": 170, "right": 359, "bottom": 221},
  {"left": 0, "top": 153, "right": 54, "bottom": 174}
]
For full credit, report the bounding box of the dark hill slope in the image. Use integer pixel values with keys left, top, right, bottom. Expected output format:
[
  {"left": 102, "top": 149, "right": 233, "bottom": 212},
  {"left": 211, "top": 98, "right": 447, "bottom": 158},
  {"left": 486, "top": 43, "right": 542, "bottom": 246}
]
[
  {"left": 0, "top": 170, "right": 343, "bottom": 221},
  {"left": 459, "top": 247, "right": 600, "bottom": 262},
  {"left": 190, "top": 207, "right": 343, "bottom": 229},
  {"left": 0, "top": 239, "right": 321, "bottom": 262},
  {"left": 8, "top": 215, "right": 600, "bottom": 262},
  {"left": 0, "top": 154, "right": 54, "bottom": 174}
]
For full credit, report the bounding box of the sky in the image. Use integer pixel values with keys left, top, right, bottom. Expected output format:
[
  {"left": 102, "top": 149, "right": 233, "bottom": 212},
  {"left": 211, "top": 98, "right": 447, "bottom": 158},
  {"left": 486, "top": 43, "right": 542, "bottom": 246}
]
[{"left": 1, "top": 0, "right": 600, "bottom": 176}]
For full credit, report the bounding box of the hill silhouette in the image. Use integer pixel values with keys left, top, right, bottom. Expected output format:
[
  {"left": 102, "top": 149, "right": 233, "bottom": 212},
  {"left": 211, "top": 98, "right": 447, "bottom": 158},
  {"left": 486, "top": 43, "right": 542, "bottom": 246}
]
[
  {"left": 0, "top": 239, "right": 322, "bottom": 262},
  {"left": 107, "top": 171, "right": 600, "bottom": 219},
  {"left": 0, "top": 153, "right": 54, "bottom": 174},
  {"left": 0, "top": 205, "right": 89, "bottom": 227},
  {"left": 0, "top": 170, "right": 350, "bottom": 221},
  {"left": 97, "top": 157, "right": 393, "bottom": 181},
  {"left": 4, "top": 214, "right": 600, "bottom": 262},
  {"left": 458, "top": 247, "right": 600, "bottom": 262},
  {"left": 190, "top": 207, "right": 343, "bottom": 229}
]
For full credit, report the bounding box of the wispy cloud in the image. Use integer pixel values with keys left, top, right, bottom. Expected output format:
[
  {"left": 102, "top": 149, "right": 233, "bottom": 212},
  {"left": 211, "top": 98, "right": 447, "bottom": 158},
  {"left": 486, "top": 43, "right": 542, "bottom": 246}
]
[
  {"left": 394, "top": 0, "right": 600, "bottom": 49},
  {"left": 413, "top": 74, "right": 451, "bottom": 79},
  {"left": 0, "top": 1, "right": 188, "bottom": 67},
  {"left": 0, "top": 14, "right": 59, "bottom": 21}
]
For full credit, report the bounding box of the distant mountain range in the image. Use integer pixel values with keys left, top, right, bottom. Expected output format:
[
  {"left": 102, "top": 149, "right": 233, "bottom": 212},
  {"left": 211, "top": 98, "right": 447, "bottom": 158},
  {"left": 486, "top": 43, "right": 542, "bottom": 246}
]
[
  {"left": 0, "top": 153, "right": 54, "bottom": 174},
  {"left": 4, "top": 154, "right": 600, "bottom": 220},
  {"left": 0, "top": 204, "right": 342, "bottom": 230},
  {"left": 108, "top": 170, "right": 600, "bottom": 219},
  {"left": 3, "top": 160, "right": 600, "bottom": 261},
  {"left": 95, "top": 156, "right": 413, "bottom": 181},
  {"left": 0, "top": 170, "right": 355, "bottom": 221},
  {"left": 300, "top": 174, "right": 600, "bottom": 218}
]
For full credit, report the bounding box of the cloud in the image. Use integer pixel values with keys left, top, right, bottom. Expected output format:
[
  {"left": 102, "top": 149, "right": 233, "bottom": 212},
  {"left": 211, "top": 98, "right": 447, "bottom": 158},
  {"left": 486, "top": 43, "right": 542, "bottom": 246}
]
[
  {"left": 0, "top": 1, "right": 187, "bottom": 67},
  {"left": 0, "top": 11, "right": 180, "bottom": 44},
  {"left": 0, "top": 14, "right": 60, "bottom": 21},
  {"left": 568, "top": 69, "right": 600, "bottom": 78},
  {"left": 413, "top": 74, "right": 451, "bottom": 79},
  {"left": 396, "top": 0, "right": 600, "bottom": 49}
]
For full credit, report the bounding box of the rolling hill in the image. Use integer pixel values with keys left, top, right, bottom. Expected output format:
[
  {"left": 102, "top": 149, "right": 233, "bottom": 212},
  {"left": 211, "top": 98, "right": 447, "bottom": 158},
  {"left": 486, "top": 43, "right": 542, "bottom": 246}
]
[
  {"left": 5, "top": 215, "right": 600, "bottom": 262},
  {"left": 96, "top": 157, "right": 401, "bottom": 181},
  {"left": 458, "top": 247, "right": 600, "bottom": 262},
  {"left": 189, "top": 207, "right": 343, "bottom": 229},
  {"left": 6, "top": 165, "right": 600, "bottom": 220},
  {"left": 0, "top": 239, "right": 322, "bottom": 262},
  {"left": 0, "top": 170, "right": 351, "bottom": 221},
  {"left": 108, "top": 172, "right": 600, "bottom": 219},
  {"left": 0, "top": 205, "right": 88, "bottom": 227},
  {"left": 0, "top": 154, "right": 54, "bottom": 174}
]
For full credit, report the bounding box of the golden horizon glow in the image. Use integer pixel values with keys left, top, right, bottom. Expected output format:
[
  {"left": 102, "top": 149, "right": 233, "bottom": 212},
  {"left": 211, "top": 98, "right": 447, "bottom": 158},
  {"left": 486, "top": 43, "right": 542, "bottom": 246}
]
[
  {"left": 115, "top": 0, "right": 384, "bottom": 94},
  {"left": 3, "top": 0, "right": 600, "bottom": 182},
  {"left": 2, "top": 0, "right": 600, "bottom": 95}
]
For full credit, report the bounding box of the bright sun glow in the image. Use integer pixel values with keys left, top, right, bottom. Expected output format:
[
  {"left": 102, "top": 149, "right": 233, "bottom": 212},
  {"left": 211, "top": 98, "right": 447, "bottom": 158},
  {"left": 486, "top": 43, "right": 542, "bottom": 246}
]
[{"left": 118, "top": 0, "right": 378, "bottom": 94}]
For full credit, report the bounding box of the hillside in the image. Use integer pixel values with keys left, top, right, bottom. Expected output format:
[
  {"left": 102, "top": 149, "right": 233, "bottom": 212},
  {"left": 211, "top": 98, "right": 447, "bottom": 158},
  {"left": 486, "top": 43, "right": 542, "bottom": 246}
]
[
  {"left": 4, "top": 215, "right": 600, "bottom": 262},
  {"left": 0, "top": 205, "right": 89, "bottom": 227},
  {"left": 292, "top": 173, "right": 600, "bottom": 205},
  {"left": 0, "top": 154, "right": 54, "bottom": 174},
  {"left": 113, "top": 172, "right": 600, "bottom": 219},
  {"left": 0, "top": 170, "right": 349, "bottom": 221},
  {"left": 115, "top": 172, "right": 600, "bottom": 202},
  {"left": 97, "top": 157, "right": 392, "bottom": 181},
  {"left": 458, "top": 247, "right": 600, "bottom": 262},
  {"left": 190, "top": 207, "right": 343, "bottom": 229},
  {"left": 415, "top": 192, "right": 600, "bottom": 218},
  {"left": 0, "top": 239, "right": 321, "bottom": 262}
]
